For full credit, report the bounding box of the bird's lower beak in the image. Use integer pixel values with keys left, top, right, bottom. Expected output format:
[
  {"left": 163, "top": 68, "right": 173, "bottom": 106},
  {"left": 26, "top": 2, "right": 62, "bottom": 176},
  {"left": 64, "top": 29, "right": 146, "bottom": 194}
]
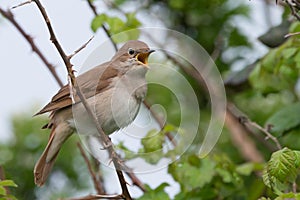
[{"left": 136, "top": 49, "right": 155, "bottom": 65}]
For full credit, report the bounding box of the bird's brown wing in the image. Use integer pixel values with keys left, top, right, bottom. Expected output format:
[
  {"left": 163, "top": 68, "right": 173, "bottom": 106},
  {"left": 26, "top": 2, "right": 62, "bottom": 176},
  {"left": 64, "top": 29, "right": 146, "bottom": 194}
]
[{"left": 35, "top": 61, "right": 119, "bottom": 115}]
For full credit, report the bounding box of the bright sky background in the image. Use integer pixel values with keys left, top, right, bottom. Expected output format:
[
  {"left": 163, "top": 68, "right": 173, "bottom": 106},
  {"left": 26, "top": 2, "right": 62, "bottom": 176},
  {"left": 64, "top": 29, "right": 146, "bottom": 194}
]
[{"left": 0, "top": 0, "right": 282, "bottom": 198}]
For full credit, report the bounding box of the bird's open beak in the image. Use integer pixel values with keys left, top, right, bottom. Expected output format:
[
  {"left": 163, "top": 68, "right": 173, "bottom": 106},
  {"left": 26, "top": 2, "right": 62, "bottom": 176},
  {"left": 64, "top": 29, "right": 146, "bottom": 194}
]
[{"left": 136, "top": 49, "right": 155, "bottom": 65}]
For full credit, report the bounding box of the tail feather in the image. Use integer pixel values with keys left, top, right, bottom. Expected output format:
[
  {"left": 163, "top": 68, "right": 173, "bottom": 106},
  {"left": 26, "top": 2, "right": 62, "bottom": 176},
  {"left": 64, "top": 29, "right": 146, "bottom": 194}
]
[
  {"left": 34, "top": 128, "right": 57, "bottom": 186},
  {"left": 34, "top": 123, "right": 73, "bottom": 186}
]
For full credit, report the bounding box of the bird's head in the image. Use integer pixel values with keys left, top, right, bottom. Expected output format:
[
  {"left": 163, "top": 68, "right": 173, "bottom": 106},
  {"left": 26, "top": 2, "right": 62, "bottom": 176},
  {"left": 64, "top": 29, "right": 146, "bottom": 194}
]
[{"left": 112, "top": 40, "right": 155, "bottom": 67}]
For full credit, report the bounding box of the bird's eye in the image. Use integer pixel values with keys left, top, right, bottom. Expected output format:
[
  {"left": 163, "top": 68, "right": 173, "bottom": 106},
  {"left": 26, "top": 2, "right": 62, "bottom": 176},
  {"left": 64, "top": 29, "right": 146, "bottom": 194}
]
[{"left": 128, "top": 48, "right": 135, "bottom": 55}]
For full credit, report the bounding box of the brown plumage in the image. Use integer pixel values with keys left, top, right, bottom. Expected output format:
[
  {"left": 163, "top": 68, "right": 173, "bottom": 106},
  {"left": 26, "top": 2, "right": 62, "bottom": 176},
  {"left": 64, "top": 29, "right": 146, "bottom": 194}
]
[{"left": 34, "top": 40, "right": 154, "bottom": 186}]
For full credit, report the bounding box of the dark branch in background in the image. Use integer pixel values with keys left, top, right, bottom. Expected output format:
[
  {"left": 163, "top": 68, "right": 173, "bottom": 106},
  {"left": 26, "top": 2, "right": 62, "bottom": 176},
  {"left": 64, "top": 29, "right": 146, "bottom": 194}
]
[
  {"left": 0, "top": 8, "right": 63, "bottom": 87},
  {"left": 143, "top": 101, "right": 176, "bottom": 146},
  {"left": 145, "top": 31, "right": 280, "bottom": 158},
  {"left": 239, "top": 116, "right": 282, "bottom": 150},
  {"left": 2, "top": 3, "right": 110, "bottom": 196},
  {"left": 280, "top": 0, "right": 300, "bottom": 20},
  {"left": 11, "top": 0, "right": 32, "bottom": 9},
  {"left": 77, "top": 143, "right": 106, "bottom": 195},
  {"left": 0, "top": 166, "right": 5, "bottom": 180},
  {"left": 6, "top": 0, "right": 145, "bottom": 195},
  {"left": 225, "top": 109, "right": 265, "bottom": 163},
  {"left": 69, "top": 194, "right": 125, "bottom": 200},
  {"left": 30, "top": 0, "right": 132, "bottom": 199},
  {"left": 227, "top": 103, "right": 282, "bottom": 150}
]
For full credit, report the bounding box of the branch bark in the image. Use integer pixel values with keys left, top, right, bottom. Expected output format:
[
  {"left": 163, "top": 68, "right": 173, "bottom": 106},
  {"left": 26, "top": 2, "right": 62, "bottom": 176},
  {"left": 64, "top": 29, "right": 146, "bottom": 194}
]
[
  {"left": 30, "top": 0, "right": 132, "bottom": 198},
  {"left": 77, "top": 143, "right": 106, "bottom": 195},
  {"left": 0, "top": 8, "right": 63, "bottom": 87}
]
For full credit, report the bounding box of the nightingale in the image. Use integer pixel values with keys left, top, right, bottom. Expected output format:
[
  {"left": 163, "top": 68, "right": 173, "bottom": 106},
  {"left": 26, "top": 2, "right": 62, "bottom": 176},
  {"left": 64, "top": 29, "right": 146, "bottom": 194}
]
[{"left": 34, "top": 40, "right": 154, "bottom": 186}]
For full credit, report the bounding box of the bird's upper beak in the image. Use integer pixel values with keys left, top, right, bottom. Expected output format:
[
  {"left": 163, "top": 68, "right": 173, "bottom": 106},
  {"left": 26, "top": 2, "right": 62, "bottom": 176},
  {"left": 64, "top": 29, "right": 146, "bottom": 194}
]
[{"left": 136, "top": 49, "right": 155, "bottom": 65}]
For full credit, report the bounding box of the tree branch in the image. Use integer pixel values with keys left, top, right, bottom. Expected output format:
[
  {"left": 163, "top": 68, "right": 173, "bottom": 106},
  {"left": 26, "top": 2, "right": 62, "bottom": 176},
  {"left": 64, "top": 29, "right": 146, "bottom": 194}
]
[
  {"left": 225, "top": 109, "right": 265, "bottom": 162},
  {"left": 0, "top": 7, "right": 63, "bottom": 87},
  {"left": 30, "top": 0, "right": 132, "bottom": 198},
  {"left": 280, "top": 0, "right": 300, "bottom": 20},
  {"left": 239, "top": 116, "right": 282, "bottom": 150},
  {"left": 227, "top": 103, "right": 282, "bottom": 150},
  {"left": 68, "top": 36, "right": 94, "bottom": 60},
  {"left": 68, "top": 194, "right": 125, "bottom": 200},
  {"left": 77, "top": 143, "right": 106, "bottom": 195},
  {"left": 0, "top": 5, "right": 112, "bottom": 196}
]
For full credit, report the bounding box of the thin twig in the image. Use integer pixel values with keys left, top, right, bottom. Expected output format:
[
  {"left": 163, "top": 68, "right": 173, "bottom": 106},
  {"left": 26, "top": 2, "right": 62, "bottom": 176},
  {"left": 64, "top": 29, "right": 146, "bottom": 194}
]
[
  {"left": 240, "top": 116, "right": 282, "bottom": 150},
  {"left": 284, "top": 31, "right": 300, "bottom": 38},
  {"left": 31, "top": 0, "right": 132, "bottom": 199},
  {"left": 0, "top": 166, "right": 5, "bottom": 180},
  {"left": 77, "top": 143, "right": 105, "bottom": 195},
  {"left": 239, "top": 116, "right": 282, "bottom": 150},
  {"left": 227, "top": 103, "right": 277, "bottom": 152},
  {"left": 0, "top": 8, "right": 63, "bottom": 87},
  {"left": 32, "top": 0, "right": 73, "bottom": 78},
  {"left": 68, "top": 36, "right": 94, "bottom": 59},
  {"left": 11, "top": 0, "right": 32, "bottom": 9},
  {"left": 0, "top": 5, "right": 111, "bottom": 196},
  {"left": 68, "top": 194, "right": 125, "bottom": 200},
  {"left": 225, "top": 109, "right": 265, "bottom": 162},
  {"left": 143, "top": 100, "right": 176, "bottom": 146},
  {"left": 281, "top": 0, "right": 300, "bottom": 20},
  {"left": 293, "top": 181, "right": 297, "bottom": 193}
]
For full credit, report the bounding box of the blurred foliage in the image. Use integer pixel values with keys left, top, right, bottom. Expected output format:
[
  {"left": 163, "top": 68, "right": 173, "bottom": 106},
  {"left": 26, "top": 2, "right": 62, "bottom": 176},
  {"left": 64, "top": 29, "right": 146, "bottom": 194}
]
[
  {"left": 2, "top": 0, "right": 300, "bottom": 199},
  {"left": 0, "top": 112, "right": 91, "bottom": 199},
  {"left": 91, "top": 13, "right": 141, "bottom": 43},
  {"left": 0, "top": 179, "right": 17, "bottom": 200}
]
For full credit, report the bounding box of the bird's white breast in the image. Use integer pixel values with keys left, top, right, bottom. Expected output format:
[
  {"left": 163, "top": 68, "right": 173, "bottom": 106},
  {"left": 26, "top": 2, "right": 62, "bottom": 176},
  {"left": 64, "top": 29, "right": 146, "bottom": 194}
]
[{"left": 71, "top": 65, "right": 148, "bottom": 136}]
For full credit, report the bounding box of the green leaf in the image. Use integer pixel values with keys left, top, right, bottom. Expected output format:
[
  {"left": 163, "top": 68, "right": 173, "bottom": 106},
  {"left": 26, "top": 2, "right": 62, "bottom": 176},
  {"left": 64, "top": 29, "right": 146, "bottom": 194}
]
[
  {"left": 174, "top": 186, "right": 217, "bottom": 200},
  {"left": 0, "top": 180, "right": 17, "bottom": 187},
  {"left": 289, "top": 21, "right": 300, "bottom": 33},
  {"left": 0, "top": 186, "right": 6, "bottom": 196},
  {"left": 111, "top": 30, "right": 140, "bottom": 44},
  {"left": 3, "top": 194, "right": 18, "bottom": 200},
  {"left": 116, "top": 142, "right": 138, "bottom": 160},
  {"left": 281, "top": 47, "right": 297, "bottom": 59},
  {"left": 106, "top": 16, "right": 125, "bottom": 34},
  {"left": 138, "top": 183, "right": 170, "bottom": 200},
  {"left": 169, "top": 156, "right": 216, "bottom": 191},
  {"left": 114, "top": 0, "right": 126, "bottom": 6},
  {"left": 163, "top": 124, "right": 178, "bottom": 133},
  {"left": 266, "top": 102, "right": 300, "bottom": 136},
  {"left": 275, "top": 192, "right": 300, "bottom": 200},
  {"left": 228, "top": 27, "right": 250, "bottom": 47},
  {"left": 125, "top": 12, "right": 141, "bottom": 28},
  {"left": 263, "top": 148, "right": 300, "bottom": 194},
  {"left": 141, "top": 129, "right": 165, "bottom": 153},
  {"left": 139, "top": 129, "right": 165, "bottom": 164},
  {"left": 91, "top": 14, "right": 107, "bottom": 32},
  {"left": 236, "top": 163, "right": 264, "bottom": 176}
]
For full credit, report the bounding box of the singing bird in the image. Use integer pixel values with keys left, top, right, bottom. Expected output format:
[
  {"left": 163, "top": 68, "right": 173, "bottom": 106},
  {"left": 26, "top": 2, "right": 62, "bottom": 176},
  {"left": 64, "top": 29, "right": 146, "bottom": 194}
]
[{"left": 34, "top": 40, "right": 154, "bottom": 186}]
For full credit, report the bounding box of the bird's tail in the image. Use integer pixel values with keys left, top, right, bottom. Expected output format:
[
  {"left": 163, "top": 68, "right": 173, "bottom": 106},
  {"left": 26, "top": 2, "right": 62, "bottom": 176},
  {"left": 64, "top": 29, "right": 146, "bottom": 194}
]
[{"left": 34, "top": 123, "right": 72, "bottom": 186}]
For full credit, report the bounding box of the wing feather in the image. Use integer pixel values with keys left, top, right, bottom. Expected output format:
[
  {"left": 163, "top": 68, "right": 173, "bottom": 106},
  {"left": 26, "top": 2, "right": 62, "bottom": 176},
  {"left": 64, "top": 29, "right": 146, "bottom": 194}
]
[{"left": 35, "top": 61, "right": 118, "bottom": 115}]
